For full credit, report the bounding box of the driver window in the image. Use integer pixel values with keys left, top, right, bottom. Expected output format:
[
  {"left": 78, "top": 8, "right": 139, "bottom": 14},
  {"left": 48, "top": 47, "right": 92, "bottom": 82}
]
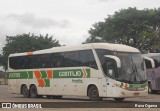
[{"left": 103, "top": 58, "right": 116, "bottom": 78}]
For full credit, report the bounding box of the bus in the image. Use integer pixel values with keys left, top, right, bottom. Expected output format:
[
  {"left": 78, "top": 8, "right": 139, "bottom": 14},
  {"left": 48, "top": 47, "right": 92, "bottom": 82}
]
[
  {"left": 8, "top": 43, "right": 148, "bottom": 101},
  {"left": 143, "top": 53, "right": 160, "bottom": 94}
]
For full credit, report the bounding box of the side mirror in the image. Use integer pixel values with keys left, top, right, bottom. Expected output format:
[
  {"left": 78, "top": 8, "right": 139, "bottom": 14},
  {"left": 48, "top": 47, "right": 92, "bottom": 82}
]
[
  {"left": 104, "top": 55, "right": 121, "bottom": 68},
  {"left": 143, "top": 56, "right": 155, "bottom": 68}
]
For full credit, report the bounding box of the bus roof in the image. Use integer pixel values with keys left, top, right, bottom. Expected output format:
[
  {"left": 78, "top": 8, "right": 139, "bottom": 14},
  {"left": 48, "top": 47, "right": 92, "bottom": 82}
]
[{"left": 9, "top": 43, "right": 140, "bottom": 57}]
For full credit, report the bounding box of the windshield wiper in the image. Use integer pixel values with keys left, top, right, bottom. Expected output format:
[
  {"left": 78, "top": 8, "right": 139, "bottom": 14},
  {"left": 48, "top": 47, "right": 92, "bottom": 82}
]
[
  {"left": 129, "top": 56, "right": 144, "bottom": 83},
  {"left": 129, "top": 65, "right": 137, "bottom": 81}
]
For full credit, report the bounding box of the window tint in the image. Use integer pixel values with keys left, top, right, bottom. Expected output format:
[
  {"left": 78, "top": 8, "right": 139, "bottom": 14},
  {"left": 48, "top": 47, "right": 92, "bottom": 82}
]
[
  {"left": 9, "top": 56, "right": 32, "bottom": 69},
  {"left": 79, "top": 50, "right": 97, "bottom": 69},
  {"left": 51, "top": 53, "right": 63, "bottom": 67},
  {"left": 9, "top": 57, "right": 19, "bottom": 69},
  {"left": 103, "top": 58, "right": 116, "bottom": 78},
  {"left": 145, "top": 59, "right": 152, "bottom": 69},
  {"left": 63, "top": 51, "right": 79, "bottom": 67},
  {"left": 96, "top": 49, "right": 113, "bottom": 66},
  {"left": 9, "top": 50, "right": 98, "bottom": 69},
  {"left": 38, "top": 54, "right": 50, "bottom": 68}
]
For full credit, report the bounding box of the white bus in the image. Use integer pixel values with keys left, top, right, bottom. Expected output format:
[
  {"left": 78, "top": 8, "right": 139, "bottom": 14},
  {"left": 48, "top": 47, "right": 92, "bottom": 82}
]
[{"left": 8, "top": 43, "right": 148, "bottom": 101}]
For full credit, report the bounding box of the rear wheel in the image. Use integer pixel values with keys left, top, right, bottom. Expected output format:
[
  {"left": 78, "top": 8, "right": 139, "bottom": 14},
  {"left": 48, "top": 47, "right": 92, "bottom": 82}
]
[
  {"left": 114, "top": 98, "right": 125, "bottom": 102},
  {"left": 30, "top": 85, "right": 38, "bottom": 98},
  {"left": 21, "top": 85, "right": 29, "bottom": 98},
  {"left": 88, "top": 86, "right": 102, "bottom": 101}
]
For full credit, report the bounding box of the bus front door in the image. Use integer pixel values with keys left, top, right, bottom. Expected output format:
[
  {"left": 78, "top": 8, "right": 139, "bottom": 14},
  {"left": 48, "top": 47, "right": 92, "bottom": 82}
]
[{"left": 105, "top": 60, "right": 117, "bottom": 97}]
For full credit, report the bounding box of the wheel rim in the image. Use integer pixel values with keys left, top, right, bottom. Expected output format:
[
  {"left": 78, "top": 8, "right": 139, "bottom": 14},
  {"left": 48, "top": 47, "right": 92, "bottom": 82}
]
[
  {"left": 92, "top": 90, "right": 98, "bottom": 97},
  {"left": 30, "top": 86, "right": 37, "bottom": 97},
  {"left": 148, "top": 85, "right": 151, "bottom": 93},
  {"left": 22, "top": 86, "right": 28, "bottom": 95},
  {"left": 31, "top": 89, "right": 36, "bottom": 96}
]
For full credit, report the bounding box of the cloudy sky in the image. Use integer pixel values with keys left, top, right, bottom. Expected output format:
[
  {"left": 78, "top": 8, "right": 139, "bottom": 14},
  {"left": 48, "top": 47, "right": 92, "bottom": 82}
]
[{"left": 0, "top": 0, "right": 159, "bottom": 52}]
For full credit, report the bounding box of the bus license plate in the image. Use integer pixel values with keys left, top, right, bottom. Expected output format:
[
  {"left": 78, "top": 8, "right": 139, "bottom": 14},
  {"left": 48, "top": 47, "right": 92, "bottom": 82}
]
[{"left": 134, "top": 92, "right": 139, "bottom": 96}]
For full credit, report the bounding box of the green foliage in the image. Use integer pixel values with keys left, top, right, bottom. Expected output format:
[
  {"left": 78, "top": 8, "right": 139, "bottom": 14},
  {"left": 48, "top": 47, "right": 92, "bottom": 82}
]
[
  {"left": 85, "top": 7, "right": 160, "bottom": 53},
  {"left": 1, "top": 33, "right": 60, "bottom": 70}
]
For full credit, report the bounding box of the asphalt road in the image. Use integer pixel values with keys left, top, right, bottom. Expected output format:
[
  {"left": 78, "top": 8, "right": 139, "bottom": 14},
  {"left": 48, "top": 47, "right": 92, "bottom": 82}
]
[{"left": 0, "top": 85, "right": 160, "bottom": 110}]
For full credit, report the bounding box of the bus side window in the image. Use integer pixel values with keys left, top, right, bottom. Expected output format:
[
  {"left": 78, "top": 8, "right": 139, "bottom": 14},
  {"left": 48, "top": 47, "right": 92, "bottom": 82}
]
[
  {"left": 38, "top": 54, "right": 51, "bottom": 68},
  {"left": 51, "top": 53, "right": 63, "bottom": 68},
  {"left": 30, "top": 55, "right": 38, "bottom": 69},
  {"left": 9, "top": 57, "right": 19, "bottom": 69},
  {"left": 145, "top": 59, "right": 152, "bottom": 69},
  {"left": 79, "top": 50, "right": 98, "bottom": 69},
  {"left": 154, "top": 59, "right": 160, "bottom": 68},
  {"left": 63, "top": 51, "right": 79, "bottom": 67},
  {"left": 103, "top": 58, "right": 116, "bottom": 78}
]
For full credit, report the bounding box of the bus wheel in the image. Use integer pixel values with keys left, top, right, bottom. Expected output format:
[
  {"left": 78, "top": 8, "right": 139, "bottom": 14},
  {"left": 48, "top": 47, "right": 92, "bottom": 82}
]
[
  {"left": 53, "top": 96, "right": 63, "bottom": 99},
  {"left": 46, "top": 95, "right": 54, "bottom": 98},
  {"left": 21, "top": 85, "right": 29, "bottom": 98},
  {"left": 148, "top": 83, "right": 152, "bottom": 94},
  {"left": 88, "top": 86, "right": 102, "bottom": 101},
  {"left": 113, "top": 98, "right": 125, "bottom": 102},
  {"left": 30, "top": 85, "right": 38, "bottom": 98},
  {"left": 148, "top": 83, "right": 157, "bottom": 94}
]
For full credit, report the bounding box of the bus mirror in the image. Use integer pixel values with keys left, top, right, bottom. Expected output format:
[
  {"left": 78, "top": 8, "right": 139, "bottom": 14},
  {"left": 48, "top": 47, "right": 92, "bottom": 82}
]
[
  {"left": 104, "top": 55, "right": 121, "bottom": 68},
  {"left": 143, "top": 56, "right": 155, "bottom": 68}
]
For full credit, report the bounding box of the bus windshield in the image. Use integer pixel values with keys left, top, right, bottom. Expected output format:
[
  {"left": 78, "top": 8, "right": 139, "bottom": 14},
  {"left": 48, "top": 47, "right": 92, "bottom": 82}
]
[{"left": 116, "top": 52, "right": 147, "bottom": 84}]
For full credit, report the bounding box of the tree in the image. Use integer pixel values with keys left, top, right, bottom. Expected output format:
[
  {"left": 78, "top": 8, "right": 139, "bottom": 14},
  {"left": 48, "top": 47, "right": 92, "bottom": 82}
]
[
  {"left": 85, "top": 7, "right": 160, "bottom": 53},
  {"left": 1, "top": 33, "right": 60, "bottom": 70}
]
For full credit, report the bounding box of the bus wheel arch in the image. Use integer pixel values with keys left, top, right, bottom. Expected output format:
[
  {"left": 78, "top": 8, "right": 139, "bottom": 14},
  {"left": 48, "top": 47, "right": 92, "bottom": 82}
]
[
  {"left": 148, "top": 81, "right": 157, "bottom": 94},
  {"left": 29, "top": 84, "right": 38, "bottom": 98},
  {"left": 21, "top": 84, "right": 29, "bottom": 98},
  {"left": 87, "top": 84, "right": 102, "bottom": 101}
]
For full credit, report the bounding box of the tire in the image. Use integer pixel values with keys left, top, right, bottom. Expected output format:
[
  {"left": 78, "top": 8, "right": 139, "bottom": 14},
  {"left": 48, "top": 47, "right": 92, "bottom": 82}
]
[
  {"left": 148, "top": 83, "right": 157, "bottom": 94},
  {"left": 21, "top": 85, "right": 29, "bottom": 98},
  {"left": 30, "top": 85, "right": 38, "bottom": 98},
  {"left": 88, "top": 86, "right": 102, "bottom": 101},
  {"left": 53, "top": 96, "right": 63, "bottom": 99},
  {"left": 114, "top": 98, "right": 125, "bottom": 102},
  {"left": 46, "top": 95, "right": 54, "bottom": 98}
]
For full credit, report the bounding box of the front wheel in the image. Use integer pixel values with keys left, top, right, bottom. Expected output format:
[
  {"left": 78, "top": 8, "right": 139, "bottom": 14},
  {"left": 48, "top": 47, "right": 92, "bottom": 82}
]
[
  {"left": 113, "top": 98, "right": 125, "bottom": 102},
  {"left": 88, "top": 86, "right": 102, "bottom": 101},
  {"left": 30, "top": 85, "right": 38, "bottom": 98}
]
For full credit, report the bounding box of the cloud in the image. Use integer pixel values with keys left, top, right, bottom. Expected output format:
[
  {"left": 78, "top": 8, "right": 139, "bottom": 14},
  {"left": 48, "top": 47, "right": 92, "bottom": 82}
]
[
  {"left": 6, "top": 13, "right": 70, "bottom": 29},
  {"left": 0, "top": 13, "right": 71, "bottom": 52}
]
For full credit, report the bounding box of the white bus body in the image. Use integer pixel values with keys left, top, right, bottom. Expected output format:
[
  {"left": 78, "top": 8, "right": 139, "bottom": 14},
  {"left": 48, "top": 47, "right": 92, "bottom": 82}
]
[{"left": 8, "top": 43, "right": 148, "bottom": 101}]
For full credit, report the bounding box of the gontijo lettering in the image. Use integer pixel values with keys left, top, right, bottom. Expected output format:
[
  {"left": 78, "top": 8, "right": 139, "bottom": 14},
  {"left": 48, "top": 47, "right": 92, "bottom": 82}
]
[{"left": 59, "top": 71, "right": 81, "bottom": 77}]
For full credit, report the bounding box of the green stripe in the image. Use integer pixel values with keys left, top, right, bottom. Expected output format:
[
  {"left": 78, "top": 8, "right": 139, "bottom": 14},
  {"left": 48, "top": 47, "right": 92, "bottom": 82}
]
[
  {"left": 129, "top": 82, "right": 148, "bottom": 88},
  {"left": 86, "top": 69, "right": 90, "bottom": 78},
  {"left": 53, "top": 69, "right": 90, "bottom": 78},
  {"left": 28, "top": 71, "right": 33, "bottom": 79},
  {"left": 44, "top": 79, "right": 50, "bottom": 87},
  {"left": 119, "top": 82, "right": 148, "bottom": 89},
  {"left": 8, "top": 69, "right": 91, "bottom": 79},
  {"left": 40, "top": 71, "right": 47, "bottom": 78},
  {"left": 8, "top": 71, "right": 33, "bottom": 79}
]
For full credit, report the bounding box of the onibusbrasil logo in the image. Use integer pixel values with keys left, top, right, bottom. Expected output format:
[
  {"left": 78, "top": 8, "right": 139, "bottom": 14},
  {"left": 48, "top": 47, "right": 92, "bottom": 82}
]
[{"left": 1, "top": 103, "right": 42, "bottom": 108}]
